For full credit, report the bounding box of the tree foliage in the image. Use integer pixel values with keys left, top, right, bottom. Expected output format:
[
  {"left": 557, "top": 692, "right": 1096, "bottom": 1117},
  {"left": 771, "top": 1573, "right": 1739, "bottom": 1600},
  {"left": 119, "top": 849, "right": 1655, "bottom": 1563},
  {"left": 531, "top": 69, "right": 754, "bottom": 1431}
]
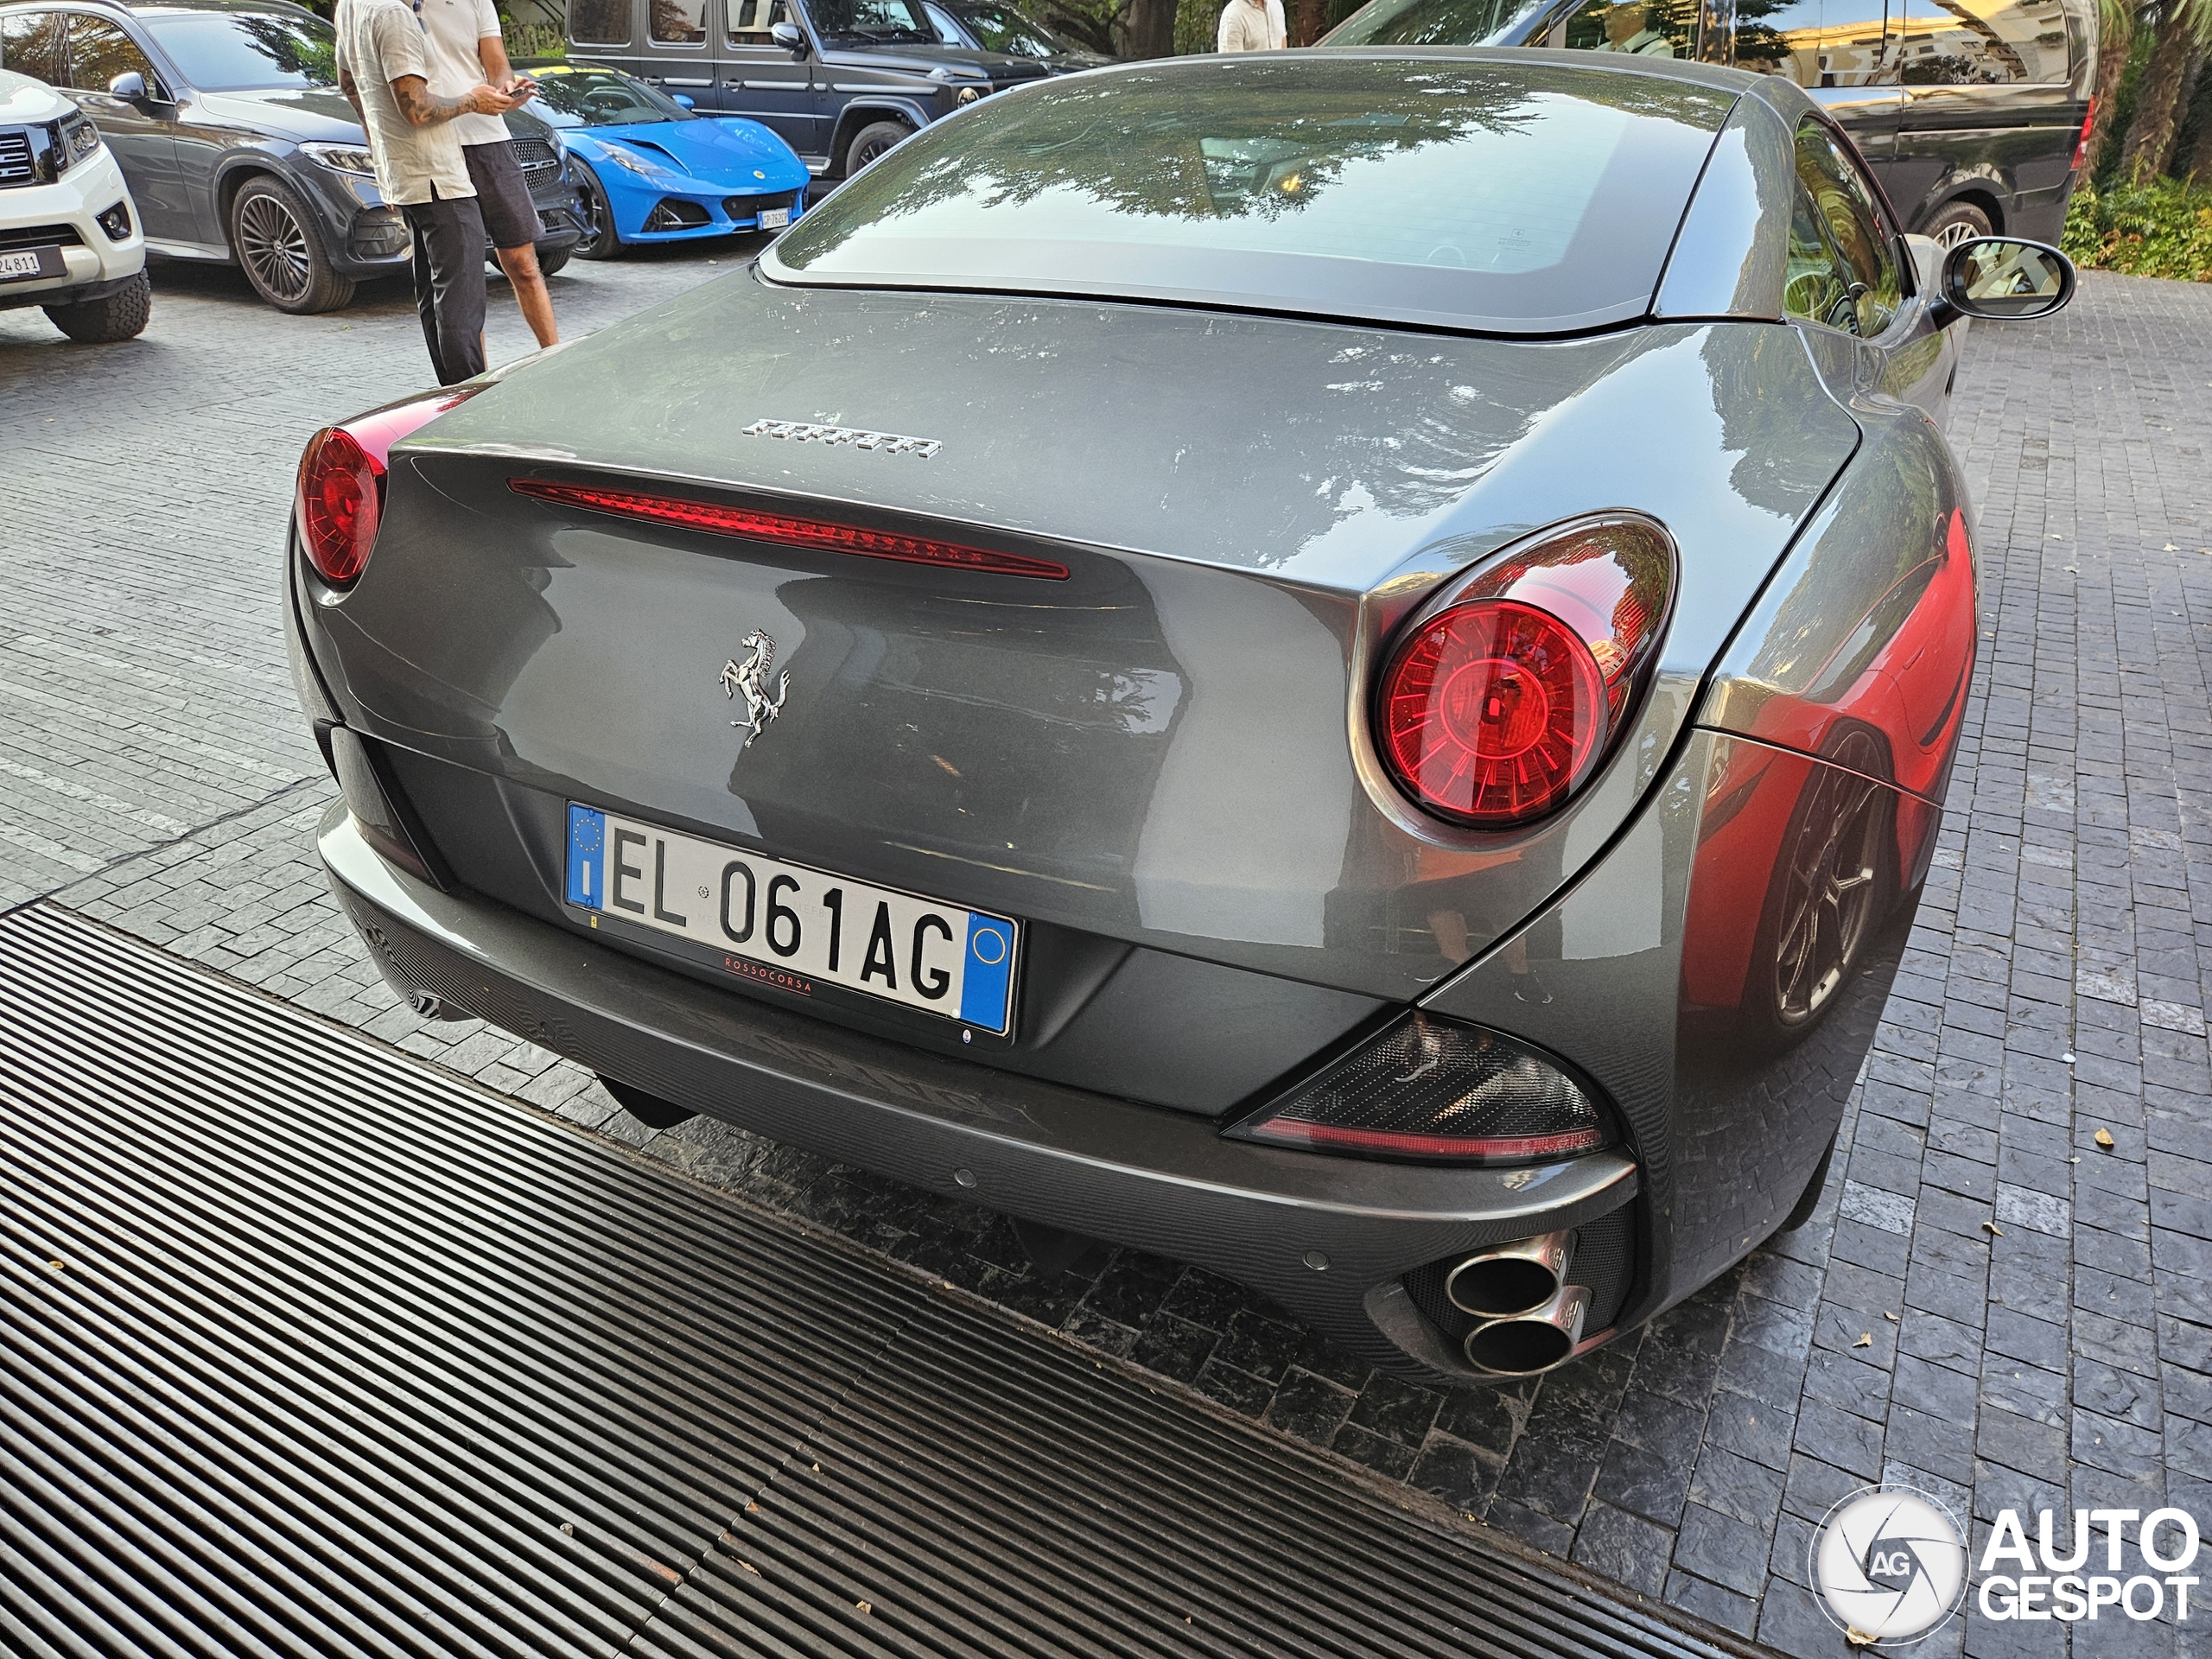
[{"left": 2064, "top": 175, "right": 2212, "bottom": 276}]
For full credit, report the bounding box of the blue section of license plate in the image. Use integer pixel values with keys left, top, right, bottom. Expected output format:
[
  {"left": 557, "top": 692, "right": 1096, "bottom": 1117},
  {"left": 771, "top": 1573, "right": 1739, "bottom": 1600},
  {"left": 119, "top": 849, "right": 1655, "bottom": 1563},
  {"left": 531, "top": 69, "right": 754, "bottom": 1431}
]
[{"left": 565, "top": 803, "right": 1017, "bottom": 1035}]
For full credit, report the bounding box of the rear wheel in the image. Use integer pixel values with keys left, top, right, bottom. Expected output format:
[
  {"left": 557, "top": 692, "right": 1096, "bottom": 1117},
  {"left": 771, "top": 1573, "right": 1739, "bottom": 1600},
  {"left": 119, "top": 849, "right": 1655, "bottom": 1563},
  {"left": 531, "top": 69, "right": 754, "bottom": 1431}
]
[
  {"left": 1923, "top": 199, "right": 1993, "bottom": 250},
  {"left": 43, "top": 270, "right": 151, "bottom": 342},
  {"left": 231, "top": 175, "right": 354, "bottom": 313},
  {"left": 842, "top": 119, "right": 911, "bottom": 178},
  {"left": 1753, "top": 727, "right": 1895, "bottom": 1037},
  {"left": 574, "top": 165, "right": 621, "bottom": 259}
]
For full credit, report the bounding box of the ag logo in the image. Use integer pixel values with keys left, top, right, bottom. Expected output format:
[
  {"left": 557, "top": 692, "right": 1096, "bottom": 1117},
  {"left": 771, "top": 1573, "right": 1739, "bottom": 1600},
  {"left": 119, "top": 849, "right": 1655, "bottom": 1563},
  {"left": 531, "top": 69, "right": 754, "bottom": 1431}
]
[{"left": 1811, "top": 1485, "right": 1969, "bottom": 1646}]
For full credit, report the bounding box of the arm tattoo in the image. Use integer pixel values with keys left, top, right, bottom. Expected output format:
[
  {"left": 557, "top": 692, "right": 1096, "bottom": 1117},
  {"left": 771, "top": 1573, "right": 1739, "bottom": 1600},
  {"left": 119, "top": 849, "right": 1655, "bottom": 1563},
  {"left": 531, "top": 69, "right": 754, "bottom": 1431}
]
[{"left": 391, "top": 73, "right": 474, "bottom": 126}]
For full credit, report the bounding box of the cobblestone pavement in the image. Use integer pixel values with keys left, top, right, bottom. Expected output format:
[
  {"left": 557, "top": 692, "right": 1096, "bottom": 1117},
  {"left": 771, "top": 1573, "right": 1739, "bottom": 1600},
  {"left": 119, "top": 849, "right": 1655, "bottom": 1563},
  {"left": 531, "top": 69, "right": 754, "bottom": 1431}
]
[{"left": 9, "top": 257, "right": 2212, "bottom": 1656}]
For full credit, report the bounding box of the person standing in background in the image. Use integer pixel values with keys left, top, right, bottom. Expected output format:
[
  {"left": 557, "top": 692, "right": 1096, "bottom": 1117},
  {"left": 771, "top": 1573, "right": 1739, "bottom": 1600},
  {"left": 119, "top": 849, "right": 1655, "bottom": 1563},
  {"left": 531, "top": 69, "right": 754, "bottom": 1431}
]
[
  {"left": 335, "top": 0, "right": 529, "bottom": 384},
  {"left": 416, "top": 0, "right": 559, "bottom": 347},
  {"left": 1217, "top": 0, "right": 1281, "bottom": 50}
]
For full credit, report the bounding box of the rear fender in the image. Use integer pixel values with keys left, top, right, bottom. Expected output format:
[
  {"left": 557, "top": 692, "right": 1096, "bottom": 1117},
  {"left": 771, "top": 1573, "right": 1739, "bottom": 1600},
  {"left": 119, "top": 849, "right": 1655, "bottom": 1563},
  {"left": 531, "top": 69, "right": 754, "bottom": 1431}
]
[{"left": 1422, "top": 727, "right": 1932, "bottom": 1330}]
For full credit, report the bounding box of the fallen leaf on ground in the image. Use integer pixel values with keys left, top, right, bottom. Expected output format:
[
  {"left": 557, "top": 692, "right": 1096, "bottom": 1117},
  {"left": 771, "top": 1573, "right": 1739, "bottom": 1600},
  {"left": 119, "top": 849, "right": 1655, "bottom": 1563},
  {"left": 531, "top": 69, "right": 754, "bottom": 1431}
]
[
  {"left": 739, "top": 1560, "right": 759, "bottom": 1575},
  {"left": 1983, "top": 1219, "right": 2004, "bottom": 1236},
  {"left": 855, "top": 1601, "right": 872, "bottom": 1616},
  {"left": 2095, "top": 1128, "right": 2115, "bottom": 1148},
  {"left": 1847, "top": 1629, "right": 1878, "bottom": 1649},
  {"left": 1884, "top": 1312, "right": 1898, "bottom": 1322},
  {"left": 1853, "top": 1333, "right": 1872, "bottom": 1347}
]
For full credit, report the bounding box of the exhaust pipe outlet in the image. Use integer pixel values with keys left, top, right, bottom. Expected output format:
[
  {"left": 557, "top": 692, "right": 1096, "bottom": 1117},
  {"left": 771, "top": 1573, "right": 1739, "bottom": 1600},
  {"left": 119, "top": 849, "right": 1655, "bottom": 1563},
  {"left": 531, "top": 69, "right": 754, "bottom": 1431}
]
[
  {"left": 1444, "top": 1230, "right": 1573, "bottom": 1319},
  {"left": 1464, "top": 1283, "right": 1591, "bottom": 1377}
]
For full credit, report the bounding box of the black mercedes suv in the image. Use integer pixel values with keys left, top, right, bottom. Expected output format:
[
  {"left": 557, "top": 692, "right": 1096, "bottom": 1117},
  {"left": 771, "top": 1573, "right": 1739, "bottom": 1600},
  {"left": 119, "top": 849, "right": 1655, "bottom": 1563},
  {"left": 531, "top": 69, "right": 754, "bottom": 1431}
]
[
  {"left": 566, "top": 0, "right": 1055, "bottom": 181},
  {"left": 0, "top": 0, "right": 588, "bottom": 313}
]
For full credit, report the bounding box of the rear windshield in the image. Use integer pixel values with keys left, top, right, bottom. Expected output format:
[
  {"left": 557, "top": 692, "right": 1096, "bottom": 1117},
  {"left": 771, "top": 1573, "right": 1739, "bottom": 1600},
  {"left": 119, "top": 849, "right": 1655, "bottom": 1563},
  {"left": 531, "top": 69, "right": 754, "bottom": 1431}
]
[{"left": 764, "top": 56, "right": 1733, "bottom": 333}]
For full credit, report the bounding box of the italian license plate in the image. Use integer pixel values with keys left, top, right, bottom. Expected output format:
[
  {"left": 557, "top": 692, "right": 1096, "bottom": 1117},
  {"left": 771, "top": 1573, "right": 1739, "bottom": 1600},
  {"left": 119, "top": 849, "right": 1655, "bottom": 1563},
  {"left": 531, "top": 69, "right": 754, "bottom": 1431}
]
[
  {"left": 0, "top": 248, "right": 58, "bottom": 282},
  {"left": 759, "top": 207, "right": 790, "bottom": 229},
  {"left": 565, "top": 804, "right": 1018, "bottom": 1034}
]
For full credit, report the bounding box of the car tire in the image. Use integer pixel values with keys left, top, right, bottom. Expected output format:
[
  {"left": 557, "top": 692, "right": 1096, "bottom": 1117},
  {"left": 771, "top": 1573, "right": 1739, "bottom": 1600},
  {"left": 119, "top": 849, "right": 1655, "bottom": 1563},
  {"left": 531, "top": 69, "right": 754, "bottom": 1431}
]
[
  {"left": 574, "top": 165, "right": 621, "bottom": 259},
  {"left": 42, "top": 270, "right": 152, "bottom": 343},
  {"left": 230, "top": 174, "right": 355, "bottom": 314},
  {"left": 536, "top": 245, "right": 572, "bottom": 278},
  {"left": 1922, "top": 198, "right": 1994, "bottom": 250},
  {"left": 1748, "top": 725, "right": 1897, "bottom": 1041},
  {"left": 842, "top": 118, "right": 911, "bottom": 178}
]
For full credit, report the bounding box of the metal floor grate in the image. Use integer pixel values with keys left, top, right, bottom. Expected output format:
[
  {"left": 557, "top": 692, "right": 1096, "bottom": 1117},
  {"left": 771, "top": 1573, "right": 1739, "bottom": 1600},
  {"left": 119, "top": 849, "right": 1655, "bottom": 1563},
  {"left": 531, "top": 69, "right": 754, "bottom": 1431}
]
[{"left": 0, "top": 902, "right": 1746, "bottom": 1659}]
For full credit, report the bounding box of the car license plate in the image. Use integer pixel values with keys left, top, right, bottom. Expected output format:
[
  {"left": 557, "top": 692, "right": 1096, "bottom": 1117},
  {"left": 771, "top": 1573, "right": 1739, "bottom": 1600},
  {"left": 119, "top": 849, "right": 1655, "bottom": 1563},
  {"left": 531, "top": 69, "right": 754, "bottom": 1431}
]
[
  {"left": 759, "top": 207, "right": 790, "bottom": 229},
  {"left": 565, "top": 804, "right": 1018, "bottom": 1034},
  {"left": 0, "top": 247, "right": 59, "bottom": 283}
]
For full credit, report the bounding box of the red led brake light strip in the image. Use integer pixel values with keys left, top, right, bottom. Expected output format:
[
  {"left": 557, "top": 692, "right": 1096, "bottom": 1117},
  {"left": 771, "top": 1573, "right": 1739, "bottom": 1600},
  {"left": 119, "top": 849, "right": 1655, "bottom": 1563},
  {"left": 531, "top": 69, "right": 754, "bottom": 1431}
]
[{"left": 509, "top": 478, "right": 1070, "bottom": 581}]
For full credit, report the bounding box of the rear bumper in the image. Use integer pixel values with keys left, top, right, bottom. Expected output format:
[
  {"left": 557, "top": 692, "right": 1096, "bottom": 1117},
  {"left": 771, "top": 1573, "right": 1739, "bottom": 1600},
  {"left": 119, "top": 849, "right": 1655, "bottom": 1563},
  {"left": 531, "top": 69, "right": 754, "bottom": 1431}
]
[{"left": 320, "top": 804, "right": 1638, "bottom": 1377}]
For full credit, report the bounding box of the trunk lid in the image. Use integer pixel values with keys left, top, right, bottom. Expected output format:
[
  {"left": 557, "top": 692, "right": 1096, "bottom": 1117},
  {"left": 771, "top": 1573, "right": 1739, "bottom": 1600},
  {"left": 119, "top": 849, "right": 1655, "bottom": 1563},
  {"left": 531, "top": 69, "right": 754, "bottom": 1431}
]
[{"left": 317, "top": 277, "right": 1857, "bottom": 1000}]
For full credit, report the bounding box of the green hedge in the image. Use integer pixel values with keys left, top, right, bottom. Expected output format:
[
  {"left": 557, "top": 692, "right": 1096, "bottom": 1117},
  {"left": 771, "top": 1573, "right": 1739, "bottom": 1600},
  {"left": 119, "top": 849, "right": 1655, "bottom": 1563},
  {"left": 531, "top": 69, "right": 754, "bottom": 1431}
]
[{"left": 2062, "top": 178, "right": 2212, "bottom": 283}]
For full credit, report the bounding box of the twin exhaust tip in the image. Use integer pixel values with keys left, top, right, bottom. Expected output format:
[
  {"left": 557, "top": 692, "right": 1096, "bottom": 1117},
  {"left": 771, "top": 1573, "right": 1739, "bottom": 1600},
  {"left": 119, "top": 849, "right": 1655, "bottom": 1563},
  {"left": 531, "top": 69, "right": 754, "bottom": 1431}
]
[{"left": 1445, "top": 1230, "right": 1588, "bottom": 1376}]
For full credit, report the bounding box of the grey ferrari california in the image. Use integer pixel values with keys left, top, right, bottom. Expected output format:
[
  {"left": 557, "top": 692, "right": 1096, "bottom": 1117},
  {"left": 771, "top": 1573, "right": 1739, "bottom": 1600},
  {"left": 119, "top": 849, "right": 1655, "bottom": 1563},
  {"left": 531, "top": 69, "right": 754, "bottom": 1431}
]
[{"left": 288, "top": 48, "right": 2073, "bottom": 1384}]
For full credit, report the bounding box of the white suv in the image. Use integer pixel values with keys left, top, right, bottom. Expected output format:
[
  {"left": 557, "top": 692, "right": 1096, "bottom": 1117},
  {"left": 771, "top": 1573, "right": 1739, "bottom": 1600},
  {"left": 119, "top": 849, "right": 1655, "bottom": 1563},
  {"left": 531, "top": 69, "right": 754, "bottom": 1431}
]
[{"left": 0, "top": 63, "right": 146, "bottom": 340}]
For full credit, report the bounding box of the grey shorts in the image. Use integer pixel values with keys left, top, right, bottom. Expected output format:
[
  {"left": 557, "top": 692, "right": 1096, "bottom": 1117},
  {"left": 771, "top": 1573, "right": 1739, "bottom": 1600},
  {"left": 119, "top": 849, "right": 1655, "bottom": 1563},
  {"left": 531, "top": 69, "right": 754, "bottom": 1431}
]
[{"left": 463, "top": 139, "right": 539, "bottom": 251}]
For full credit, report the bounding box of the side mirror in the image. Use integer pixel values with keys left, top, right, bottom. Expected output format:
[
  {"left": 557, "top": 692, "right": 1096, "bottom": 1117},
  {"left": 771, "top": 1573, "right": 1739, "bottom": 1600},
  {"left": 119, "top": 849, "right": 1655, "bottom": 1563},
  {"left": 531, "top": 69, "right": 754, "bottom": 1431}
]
[
  {"left": 671, "top": 92, "right": 695, "bottom": 107},
  {"left": 1932, "top": 236, "right": 2075, "bottom": 327},
  {"left": 770, "top": 19, "right": 807, "bottom": 54},
  {"left": 107, "top": 69, "right": 149, "bottom": 102}
]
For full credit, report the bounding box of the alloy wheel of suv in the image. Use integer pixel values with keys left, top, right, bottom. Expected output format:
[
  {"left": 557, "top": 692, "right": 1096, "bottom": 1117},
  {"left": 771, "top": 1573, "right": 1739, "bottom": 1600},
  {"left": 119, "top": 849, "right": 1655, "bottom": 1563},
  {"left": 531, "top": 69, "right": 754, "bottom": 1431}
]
[
  {"left": 1924, "top": 199, "right": 1995, "bottom": 250},
  {"left": 843, "top": 119, "right": 912, "bottom": 178},
  {"left": 231, "top": 175, "right": 356, "bottom": 314}
]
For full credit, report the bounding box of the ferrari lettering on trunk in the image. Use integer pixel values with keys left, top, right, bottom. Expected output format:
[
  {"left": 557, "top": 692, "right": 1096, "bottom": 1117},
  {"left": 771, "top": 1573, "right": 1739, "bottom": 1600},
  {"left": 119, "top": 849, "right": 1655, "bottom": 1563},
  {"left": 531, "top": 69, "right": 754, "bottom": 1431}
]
[
  {"left": 564, "top": 804, "right": 1017, "bottom": 1034},
  {"left": 740, "top": 419, "right": 943, "bottom": 458}
]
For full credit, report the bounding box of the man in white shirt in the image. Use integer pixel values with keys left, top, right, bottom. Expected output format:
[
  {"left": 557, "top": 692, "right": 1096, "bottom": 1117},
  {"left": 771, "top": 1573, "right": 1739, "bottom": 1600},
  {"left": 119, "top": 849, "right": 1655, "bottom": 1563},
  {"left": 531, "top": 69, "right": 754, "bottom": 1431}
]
[
  {"left": 334, "top": 0, "right": 531, "bottom": 382},
  {"left": 416, "top": 0, "right": 558, "bottom": 348},
  {"left": 1217, "top": 0, "right": 1283, "bottom": 50}
]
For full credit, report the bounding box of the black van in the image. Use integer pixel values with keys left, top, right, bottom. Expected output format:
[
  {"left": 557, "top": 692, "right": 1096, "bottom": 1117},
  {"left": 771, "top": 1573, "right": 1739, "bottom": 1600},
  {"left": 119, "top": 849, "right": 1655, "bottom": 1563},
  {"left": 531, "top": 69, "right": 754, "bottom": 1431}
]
[
  {"left": 1319, "top": 0, "right": 2098, "bottom": 244},
  {"left": 565, "top": 0, "right": 1051, "bottom": 181}
]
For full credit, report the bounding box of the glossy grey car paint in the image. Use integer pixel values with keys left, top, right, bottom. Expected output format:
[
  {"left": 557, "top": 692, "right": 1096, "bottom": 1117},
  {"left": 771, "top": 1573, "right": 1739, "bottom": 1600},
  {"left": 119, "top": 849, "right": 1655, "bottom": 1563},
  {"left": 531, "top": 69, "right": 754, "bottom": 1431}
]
[{"left": 296, "top": 53, "right": 1995, "bottom": 1381}]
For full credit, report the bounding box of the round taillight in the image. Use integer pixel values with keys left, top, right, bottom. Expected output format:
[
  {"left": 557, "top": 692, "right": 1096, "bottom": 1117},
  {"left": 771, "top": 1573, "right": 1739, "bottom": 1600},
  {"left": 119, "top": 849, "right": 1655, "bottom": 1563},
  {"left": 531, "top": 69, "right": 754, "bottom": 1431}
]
[
  {"left": 296, "top": 425, "right": 384, "bottom": 585},
  {"left": 1379, "top": 598, "right": 1606, "bottom": 828}
]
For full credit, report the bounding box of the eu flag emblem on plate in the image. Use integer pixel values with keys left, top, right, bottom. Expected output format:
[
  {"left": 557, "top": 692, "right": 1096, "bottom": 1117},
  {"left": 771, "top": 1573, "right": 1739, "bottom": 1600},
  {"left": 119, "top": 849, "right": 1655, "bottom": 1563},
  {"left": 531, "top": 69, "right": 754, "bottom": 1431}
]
[{"left": 567, "top": 804, "right": 606, "bottom": 908}]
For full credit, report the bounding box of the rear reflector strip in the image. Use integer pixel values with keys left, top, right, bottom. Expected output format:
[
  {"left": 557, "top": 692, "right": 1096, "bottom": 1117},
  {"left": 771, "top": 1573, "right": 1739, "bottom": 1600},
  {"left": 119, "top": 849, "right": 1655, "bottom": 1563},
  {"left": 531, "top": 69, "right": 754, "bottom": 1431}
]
[
  {"left": 1244, "top": 1122, "right": 1606, "bottom": 1160},
  {"left": 509, "top": 478, "right": 1071, "bottom": 580}
]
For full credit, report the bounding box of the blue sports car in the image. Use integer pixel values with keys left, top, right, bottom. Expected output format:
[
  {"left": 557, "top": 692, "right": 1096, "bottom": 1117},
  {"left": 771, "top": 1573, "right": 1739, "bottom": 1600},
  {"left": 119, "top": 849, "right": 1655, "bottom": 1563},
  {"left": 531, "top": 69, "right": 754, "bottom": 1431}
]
[{"left": 517, "top": 61, "right": 810, "bottom": 257}]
